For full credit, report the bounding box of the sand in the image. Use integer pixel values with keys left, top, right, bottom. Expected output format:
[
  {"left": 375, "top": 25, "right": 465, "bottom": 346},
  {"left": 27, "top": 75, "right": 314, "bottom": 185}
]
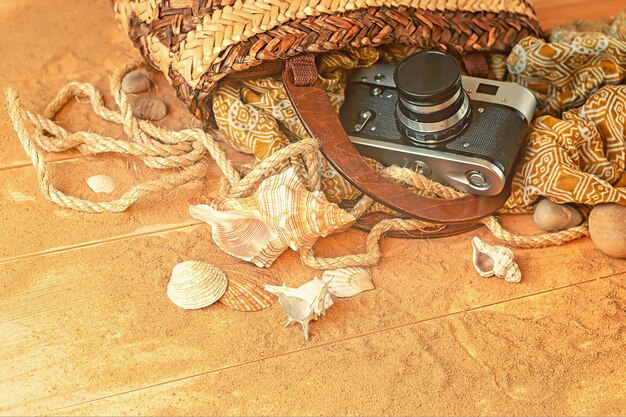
[{"left": 0, "top": 0, "right": 625, "bottom": 415}]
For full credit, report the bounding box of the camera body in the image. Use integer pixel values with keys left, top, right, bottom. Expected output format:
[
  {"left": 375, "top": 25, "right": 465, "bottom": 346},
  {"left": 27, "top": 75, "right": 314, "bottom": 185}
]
[{"left": 339, "top": 52, "right": 536, "bottom": 196}]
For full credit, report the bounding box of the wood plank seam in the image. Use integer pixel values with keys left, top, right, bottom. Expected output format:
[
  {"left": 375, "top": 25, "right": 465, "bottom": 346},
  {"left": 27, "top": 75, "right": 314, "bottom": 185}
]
[
  {"left": 0, "top": 221, "right": 203, "bottom": 265},
  {"left": 0, "top": 154, "right": 84, "bottom": 172}
]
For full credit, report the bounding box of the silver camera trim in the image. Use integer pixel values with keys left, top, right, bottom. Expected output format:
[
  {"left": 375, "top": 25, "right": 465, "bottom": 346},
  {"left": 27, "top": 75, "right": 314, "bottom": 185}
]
[
  {"left": 349, "top": 63, "right": 536, "bottom": 124},
  {"left": 399, "top": 89, "right": 463, "bottom": 114},
  {"left": 396, "top": 93, "right": 470, "bottom": 137},
  {"left": 349, "top": 135, "right": 507, "bottom": 195}
]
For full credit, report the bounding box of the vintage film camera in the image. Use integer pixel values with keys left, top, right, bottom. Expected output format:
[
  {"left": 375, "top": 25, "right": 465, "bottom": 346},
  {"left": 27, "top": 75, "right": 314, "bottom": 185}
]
[{"left": 339, "top": 51, "right": 537, "bottom": 196}]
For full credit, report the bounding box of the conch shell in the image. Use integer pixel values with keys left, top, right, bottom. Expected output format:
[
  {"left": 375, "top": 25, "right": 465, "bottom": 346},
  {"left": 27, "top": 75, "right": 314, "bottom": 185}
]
[
  {"left": 322, "top": 267, "right": 374, "bottom": 298},
  {"left": 189, "top": 168, "right": 355, "bottom": 268},
  {"left": 167, "top": 261, "right": 228, "bottom": 309},
  {"left": 471, "top": 236, "right": 522, "bottom": 283},
  {"left": 264, "top": 278, "right": 333, "bottom": 341}
]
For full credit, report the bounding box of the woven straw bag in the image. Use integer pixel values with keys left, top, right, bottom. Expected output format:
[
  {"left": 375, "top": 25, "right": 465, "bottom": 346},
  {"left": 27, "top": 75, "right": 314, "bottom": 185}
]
[
  {"left": 114, "top": 0, "right": 541, "bottom": 124},
  {"left": 113, "top": 0, "right": 544, "bottom": 231}
]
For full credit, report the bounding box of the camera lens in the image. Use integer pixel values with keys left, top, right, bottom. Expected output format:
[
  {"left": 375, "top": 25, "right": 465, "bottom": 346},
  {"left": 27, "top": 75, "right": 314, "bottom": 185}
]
[{"left": 394, "top": 51, "right": 471, "bottom": 144}]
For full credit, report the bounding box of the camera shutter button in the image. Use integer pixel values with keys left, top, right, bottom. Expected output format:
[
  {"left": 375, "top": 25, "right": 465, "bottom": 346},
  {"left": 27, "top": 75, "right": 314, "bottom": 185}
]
[{"left": 466, "top": 171, "right": 489, "bottom": 188}]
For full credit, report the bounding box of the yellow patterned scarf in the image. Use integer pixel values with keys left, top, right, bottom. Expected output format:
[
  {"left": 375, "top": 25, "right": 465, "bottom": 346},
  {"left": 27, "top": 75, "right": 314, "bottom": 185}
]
[{"left": 212, "top": 11, "right": 626, "bottom": 212}]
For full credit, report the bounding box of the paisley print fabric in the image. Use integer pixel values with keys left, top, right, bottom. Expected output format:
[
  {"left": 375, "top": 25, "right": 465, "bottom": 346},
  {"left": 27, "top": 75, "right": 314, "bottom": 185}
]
[
  {"left": 214, "top": 11, "right": 626, "bottom": 212},
  {"left": 212, "top": 47, "right": 379, "bottom": 203},
  {"left": 505, "top": 85, "right": 626, "bottom": 212},
  {"left": 504, "top": 11, "right": 626, "bottom": 211},
  {"left": 507, "top": 30, "right": 626, "bottom": 116}
]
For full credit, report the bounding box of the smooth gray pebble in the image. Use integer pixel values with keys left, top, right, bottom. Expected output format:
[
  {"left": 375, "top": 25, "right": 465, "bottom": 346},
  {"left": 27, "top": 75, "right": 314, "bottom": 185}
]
[
  {"left": 122, "top": 71, "right": 151, "bottom": 94},
  {"left": 132, "top": 97, "right": 168, "bottom": 121}
]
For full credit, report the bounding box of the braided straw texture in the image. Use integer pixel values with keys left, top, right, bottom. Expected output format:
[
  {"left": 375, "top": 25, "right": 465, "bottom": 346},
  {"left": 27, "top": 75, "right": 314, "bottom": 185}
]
[{"left": 114, "top": 0, "right": 543, "bottom": 125}]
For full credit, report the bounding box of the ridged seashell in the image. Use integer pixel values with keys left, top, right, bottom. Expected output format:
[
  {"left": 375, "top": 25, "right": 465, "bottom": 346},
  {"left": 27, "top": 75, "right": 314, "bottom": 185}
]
[
  {"left": 471, "top": 237, "right": 521, "bottom": 283},
  {"left": 189, "top": 168, "right": 355, "bottom": 268},
  {"left": 167, "top": 261, "right": 228, "bottom": 309},
  {"left": 264, "top": 278, "right": 333, "bottom": 342},
  {"left": 218, "top": 265, "right": 280, "bottom": 312},
  {"left": 189, "top": 200, "right": 285, "bottom": 268},
  {"left": 87, "top": 174, "right": 115, "bottom": 194},
  {"left": 322, "top": 267, "right": 374, "bottom": 297}
]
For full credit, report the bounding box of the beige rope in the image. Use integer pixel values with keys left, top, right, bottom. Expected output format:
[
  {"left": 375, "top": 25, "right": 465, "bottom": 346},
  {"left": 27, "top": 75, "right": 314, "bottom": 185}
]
[
  {"left": 4, "top": 60, "right": 245, "bottom": 213},
  {"left": 480, "top": 216, "right": 589, "bottom": 248},
  {"left": 300, "top": 218, "right": 443, "bottom": 268},
  {"left": 4, "top": 62, "right": 589, "bottom": 268},
  {"left": 5, "top": 86, "right": 211, "bottom": 213}
]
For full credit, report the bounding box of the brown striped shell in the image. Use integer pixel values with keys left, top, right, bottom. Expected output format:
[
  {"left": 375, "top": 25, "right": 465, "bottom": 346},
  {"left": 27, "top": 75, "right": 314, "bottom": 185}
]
[
  {"left": 189, "top": 168, "right": 355, "bottom": 267},
  {"left": 218, "top": 266, "right": 280, "bottom": 312}
]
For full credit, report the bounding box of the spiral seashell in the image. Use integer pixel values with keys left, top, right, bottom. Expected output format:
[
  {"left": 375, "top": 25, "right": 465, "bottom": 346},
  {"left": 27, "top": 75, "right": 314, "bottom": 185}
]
[
  {"left": 471, "top": 236, "right": 521, "bottom": 283},
  {"left": 188, "top": 199, "right": 285, "bottom": 268},
  {"left": 255, "top": 168, "right": 355, "bottom": 250},
  {"left": 322, "top": 267, "right": 374, "bottom": 297},
  {"left": 264, "top": 278, "right": 333, "bottom": 342},
  {"left": 87, "top": 174, "right": 115, "bottom": 194},
  {"left": 218, "top": 265, "right": 280, "bottom": 312},
  {"left": 189, "top": 168, "right": 355, "bottom": 267},
  {"left": 167, "top": 261, "right": 228, "bottom": 309}
]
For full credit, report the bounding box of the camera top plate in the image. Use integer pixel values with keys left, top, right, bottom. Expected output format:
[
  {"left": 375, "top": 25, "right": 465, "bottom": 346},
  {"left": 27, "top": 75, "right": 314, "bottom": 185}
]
[{"left": 348, "top": 63, "right": 536, "bottom": 125}]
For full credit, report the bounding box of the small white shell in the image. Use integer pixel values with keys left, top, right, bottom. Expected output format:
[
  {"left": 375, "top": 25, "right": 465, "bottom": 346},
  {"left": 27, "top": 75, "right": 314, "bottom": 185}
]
[
  {"left": 322, "top": 267, "right": 374, "bottom": 297},
  {"left": 167, "top": 261, "right": 228, "bottom": 309},
  {"left": 471, "top": 236, "right": 521, "bottom": 283},
  {"left": 264, "top": 278, "right": 333, "bottom": 341},
  {"left": 87, "top": 175, "right": 115, "bottom": 194}
]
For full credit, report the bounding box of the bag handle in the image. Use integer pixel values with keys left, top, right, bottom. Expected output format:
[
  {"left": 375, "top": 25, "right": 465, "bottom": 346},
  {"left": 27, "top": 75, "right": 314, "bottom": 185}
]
[{"left": 282, "top": 54, "right": 511, "bottom": 225}]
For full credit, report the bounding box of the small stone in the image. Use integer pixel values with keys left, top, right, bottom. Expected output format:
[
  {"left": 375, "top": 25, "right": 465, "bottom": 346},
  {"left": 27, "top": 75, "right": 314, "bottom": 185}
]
[
  {"left": 121, "top": 70, "right": 151, "bottom": 94},
  {"left": 533, "top": 198, "right": 583, "bottom": 231},
  {"left": 132, "top": 97, "right": 168, "bottom": 121},
  {"left": 589, "top": 203, "right": 626, "bottom": 258}
]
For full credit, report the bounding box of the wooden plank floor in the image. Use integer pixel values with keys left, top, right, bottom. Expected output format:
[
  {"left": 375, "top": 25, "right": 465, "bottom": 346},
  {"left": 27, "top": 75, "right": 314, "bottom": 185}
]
[{"left": 1, "top": 0, "right": 625, "bottom": 415}]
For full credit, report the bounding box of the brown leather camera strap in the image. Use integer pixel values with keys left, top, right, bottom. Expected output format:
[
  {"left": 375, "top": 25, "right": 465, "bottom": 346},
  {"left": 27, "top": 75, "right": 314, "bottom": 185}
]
[{"left": 282, "top": 54, "right": 511, "bottom": 227}]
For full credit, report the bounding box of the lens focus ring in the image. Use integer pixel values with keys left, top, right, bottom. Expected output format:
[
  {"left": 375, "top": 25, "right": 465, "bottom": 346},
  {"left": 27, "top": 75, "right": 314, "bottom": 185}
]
[{"left": 394, "top": 50, "right": 471, "bottom": 144}]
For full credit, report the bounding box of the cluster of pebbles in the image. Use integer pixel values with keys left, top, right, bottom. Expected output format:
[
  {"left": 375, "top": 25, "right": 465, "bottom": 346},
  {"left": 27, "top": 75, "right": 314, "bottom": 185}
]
[
  {"left": 533, "top": 198, "right": 626, "bottom": 258},
  {"left": 85, "top": 71, "right": 168, "bottom": 195},
  {"left": 121, "top": 70, "right": 167, "bottom": 121}
]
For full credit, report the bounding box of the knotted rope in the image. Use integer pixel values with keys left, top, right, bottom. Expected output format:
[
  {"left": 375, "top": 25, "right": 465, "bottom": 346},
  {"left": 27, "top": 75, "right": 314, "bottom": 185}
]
[{"left": 4, "top": 62, "right": 588, "bottom": 268}]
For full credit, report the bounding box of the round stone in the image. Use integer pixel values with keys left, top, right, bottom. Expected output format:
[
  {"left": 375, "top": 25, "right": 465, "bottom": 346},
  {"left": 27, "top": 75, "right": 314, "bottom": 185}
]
[
  {"left": 121, "top": 70, "right": 151, "bottom": 94},
  {"left": 533, "top": 198, "right": 583, "bottom": 231},
  {"left": 589, "top": 203, "right": 626, "bottom": 258},
  {"left": 131, "top": 97, "right": 168, "bottom": 121}
]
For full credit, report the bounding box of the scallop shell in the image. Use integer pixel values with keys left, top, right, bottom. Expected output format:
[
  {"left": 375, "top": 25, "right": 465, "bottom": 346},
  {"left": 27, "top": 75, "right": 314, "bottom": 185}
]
[
  {"left": 167, "top": 261, "right": 228, "bottom": 309},
  {"left": 189, "top": 167, "right": 355, "bottom": 268},
  {"left": 218, "top": 264, "right": 280, "bottom": 312},
  {"left": 471, "top": 236, "right": 521, "bottom": 283},
  {"left": 87, "top": 174, "right": 115, "bottom": 194},
  {"left": 322, "top": 267, "right": 374, "bottom": 297},
  {"left": 264, "top": 278, "right": 333, "bottom": 342}
]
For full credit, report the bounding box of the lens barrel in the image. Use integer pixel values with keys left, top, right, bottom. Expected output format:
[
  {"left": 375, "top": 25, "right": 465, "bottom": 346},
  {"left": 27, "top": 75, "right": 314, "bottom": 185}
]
[{"left": 394, "top": 51, "right": 471, "bottom": 144}]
